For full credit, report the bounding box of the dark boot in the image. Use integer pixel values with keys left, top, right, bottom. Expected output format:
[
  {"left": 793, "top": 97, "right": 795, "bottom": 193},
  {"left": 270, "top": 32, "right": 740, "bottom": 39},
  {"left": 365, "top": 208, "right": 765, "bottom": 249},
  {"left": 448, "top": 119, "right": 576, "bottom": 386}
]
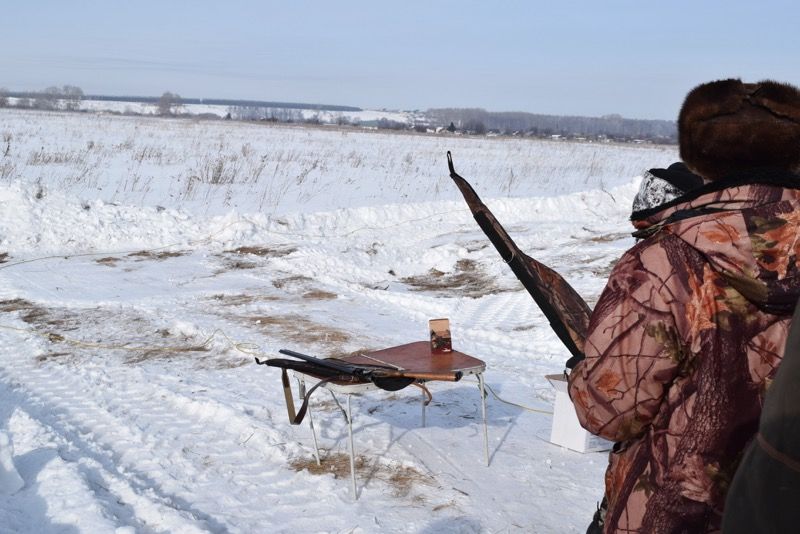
[{"left": 586, "top": 497, "right": 607, "bottom": 534}]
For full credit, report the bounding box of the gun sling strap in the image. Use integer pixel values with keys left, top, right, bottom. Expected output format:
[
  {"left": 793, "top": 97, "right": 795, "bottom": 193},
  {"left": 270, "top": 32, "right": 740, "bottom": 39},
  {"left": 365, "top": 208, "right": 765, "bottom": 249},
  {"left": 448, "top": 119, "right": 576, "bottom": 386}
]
[{"left": 260, "top": 357, "right": 431, "bottom": 425}]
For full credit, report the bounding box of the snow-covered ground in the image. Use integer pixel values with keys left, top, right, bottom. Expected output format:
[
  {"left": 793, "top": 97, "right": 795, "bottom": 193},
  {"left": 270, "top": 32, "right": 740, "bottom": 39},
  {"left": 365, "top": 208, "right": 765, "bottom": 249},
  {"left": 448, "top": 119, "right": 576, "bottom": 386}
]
[{"left": 0, "top": 108, "right": 678, "bottom": 533}]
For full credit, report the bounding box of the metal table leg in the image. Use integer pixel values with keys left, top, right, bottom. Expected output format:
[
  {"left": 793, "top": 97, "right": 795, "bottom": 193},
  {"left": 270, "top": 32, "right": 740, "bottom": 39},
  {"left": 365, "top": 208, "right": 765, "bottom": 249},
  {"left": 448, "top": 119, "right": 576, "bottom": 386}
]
[
  {"left": 346, "top": 394, "right": 357, "bottom": 499},
  {"left": 307, "top": 408, "right": 322, "bottom": 467},
  {"left": 298, "top": 377, "right": 321, "bottom": 466},
  {"left": 477, "top": 372, "right": 489, "bottom": 466}
]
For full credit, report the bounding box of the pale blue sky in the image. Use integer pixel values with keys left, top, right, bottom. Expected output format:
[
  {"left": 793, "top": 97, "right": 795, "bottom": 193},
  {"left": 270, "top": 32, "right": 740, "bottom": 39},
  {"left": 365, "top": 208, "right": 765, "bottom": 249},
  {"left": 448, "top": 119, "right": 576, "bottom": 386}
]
[{"left": 1, "top": 1, "right": 798, "bottom": 120}]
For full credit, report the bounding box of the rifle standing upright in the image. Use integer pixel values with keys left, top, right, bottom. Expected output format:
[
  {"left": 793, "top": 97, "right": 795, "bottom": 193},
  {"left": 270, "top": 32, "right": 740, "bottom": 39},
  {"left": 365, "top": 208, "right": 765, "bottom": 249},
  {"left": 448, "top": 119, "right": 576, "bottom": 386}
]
[{"left": 447, "top": 151, "right": 590, "bottom": 369}]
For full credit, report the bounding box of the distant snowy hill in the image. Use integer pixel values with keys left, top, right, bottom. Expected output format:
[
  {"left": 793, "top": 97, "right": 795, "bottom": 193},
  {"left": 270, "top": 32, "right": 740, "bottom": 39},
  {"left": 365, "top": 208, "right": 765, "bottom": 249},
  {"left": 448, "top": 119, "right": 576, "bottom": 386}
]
[{"left": 6, "top": 96, "right": 418, "bottom": 127}]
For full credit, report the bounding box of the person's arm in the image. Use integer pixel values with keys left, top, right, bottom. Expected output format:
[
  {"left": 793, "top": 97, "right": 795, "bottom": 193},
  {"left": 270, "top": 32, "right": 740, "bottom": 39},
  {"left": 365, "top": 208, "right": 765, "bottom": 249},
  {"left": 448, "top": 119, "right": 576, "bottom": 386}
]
[{"left": 568, "top": 248, "right": 682, "bottom": 442}]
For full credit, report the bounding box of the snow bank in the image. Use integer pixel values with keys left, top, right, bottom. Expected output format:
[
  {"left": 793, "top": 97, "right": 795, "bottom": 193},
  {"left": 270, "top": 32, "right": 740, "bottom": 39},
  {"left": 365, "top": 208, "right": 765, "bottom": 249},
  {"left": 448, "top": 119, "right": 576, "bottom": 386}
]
[{"left": 0, "top": 431, "right": 23, "bottom": 495}]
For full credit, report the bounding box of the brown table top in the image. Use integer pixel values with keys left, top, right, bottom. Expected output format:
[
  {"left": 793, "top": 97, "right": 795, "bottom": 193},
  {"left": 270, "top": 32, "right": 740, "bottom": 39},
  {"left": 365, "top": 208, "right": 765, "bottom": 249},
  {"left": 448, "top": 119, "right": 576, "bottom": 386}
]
[{"left": 340, "top": 341, "right": 486, "bottom": 375}]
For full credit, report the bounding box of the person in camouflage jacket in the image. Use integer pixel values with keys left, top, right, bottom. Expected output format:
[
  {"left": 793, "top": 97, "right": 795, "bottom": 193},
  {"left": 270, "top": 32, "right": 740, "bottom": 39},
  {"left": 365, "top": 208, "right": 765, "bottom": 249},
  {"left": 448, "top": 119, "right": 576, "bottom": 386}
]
[{"left": 569, "top": 79, "right": 800, "bottom": 533}]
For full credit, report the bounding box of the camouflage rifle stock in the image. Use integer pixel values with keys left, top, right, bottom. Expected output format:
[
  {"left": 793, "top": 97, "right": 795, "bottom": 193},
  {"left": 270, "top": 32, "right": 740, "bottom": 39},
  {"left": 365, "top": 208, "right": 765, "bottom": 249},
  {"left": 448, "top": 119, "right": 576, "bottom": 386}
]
[{"left": 447, "top": 151, "right": 590, "bottom": 369}]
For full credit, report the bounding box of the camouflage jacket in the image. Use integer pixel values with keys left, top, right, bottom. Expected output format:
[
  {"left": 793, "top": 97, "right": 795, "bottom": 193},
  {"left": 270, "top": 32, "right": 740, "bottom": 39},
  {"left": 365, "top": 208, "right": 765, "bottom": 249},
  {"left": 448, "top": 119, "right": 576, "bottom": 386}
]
[{"left": 569, "top": 171, "right": 800, "bottom": 533}]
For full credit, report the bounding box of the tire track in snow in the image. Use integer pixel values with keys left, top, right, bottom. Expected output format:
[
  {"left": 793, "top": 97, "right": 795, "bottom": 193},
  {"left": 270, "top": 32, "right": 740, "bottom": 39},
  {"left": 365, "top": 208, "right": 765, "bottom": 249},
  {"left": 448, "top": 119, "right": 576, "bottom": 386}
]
[
  {"left": 0, "top": 368, "right": 212, "bottom": 533},
  {"left": 0, "top": 325, "right": 359, "bottom": 532}
]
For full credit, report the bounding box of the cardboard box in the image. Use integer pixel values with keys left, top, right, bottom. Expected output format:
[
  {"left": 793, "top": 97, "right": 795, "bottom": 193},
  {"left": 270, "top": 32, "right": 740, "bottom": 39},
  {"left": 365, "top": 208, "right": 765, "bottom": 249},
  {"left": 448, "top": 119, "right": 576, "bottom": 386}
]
[
  {"left": 545, "top": 374, "right": 612, "bottom": 453},
  {"left": 429, "top": 318, "right": 452, "bottom": 353}
]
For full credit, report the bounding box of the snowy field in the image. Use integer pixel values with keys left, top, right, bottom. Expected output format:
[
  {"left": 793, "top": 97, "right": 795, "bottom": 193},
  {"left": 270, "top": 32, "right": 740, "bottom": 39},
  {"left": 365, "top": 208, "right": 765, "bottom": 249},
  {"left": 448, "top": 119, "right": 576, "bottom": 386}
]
[{"left": 0, "top": 108, "right": 678, "bottom": 533}]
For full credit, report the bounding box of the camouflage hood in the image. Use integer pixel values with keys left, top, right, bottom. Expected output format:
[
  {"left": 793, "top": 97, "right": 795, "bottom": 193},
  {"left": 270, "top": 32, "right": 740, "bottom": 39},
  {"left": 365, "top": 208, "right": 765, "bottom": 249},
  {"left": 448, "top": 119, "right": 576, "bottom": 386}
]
[{"left": 630, "top": 169, "right": 800, "bottom": 315}]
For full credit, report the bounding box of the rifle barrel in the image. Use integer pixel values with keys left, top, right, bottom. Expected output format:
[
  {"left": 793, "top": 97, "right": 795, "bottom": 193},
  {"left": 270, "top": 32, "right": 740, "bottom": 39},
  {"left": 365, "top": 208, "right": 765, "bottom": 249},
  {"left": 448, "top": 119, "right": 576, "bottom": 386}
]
[
  {"left": 278, "top": 349, "right": 462, "bottom": 382},
  {"left": 278, "top": 349, "right": 356, "bottom": 374}
]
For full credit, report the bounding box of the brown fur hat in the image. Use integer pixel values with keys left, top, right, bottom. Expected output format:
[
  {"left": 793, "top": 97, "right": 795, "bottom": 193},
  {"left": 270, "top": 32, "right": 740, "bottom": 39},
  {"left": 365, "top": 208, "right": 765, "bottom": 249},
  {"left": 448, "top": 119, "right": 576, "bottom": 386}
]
[{"left": 678, "top": 78, "right": 800, "bottom": 180}]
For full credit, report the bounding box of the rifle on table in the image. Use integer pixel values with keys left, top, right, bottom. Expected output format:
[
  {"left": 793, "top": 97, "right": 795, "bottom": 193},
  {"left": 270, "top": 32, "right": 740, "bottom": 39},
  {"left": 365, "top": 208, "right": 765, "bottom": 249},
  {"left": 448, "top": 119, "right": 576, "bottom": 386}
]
[
  {"left": 256, "top": 349, "right": 462, "bottom": 424},
  {"left": 447, "top": 151, "right": 590, "bottom": 369}
]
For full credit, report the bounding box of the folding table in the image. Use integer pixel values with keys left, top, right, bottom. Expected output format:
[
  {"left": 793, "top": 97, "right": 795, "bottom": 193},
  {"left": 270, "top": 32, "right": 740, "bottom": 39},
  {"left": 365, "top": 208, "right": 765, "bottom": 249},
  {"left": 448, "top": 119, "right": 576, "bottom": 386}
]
[{"left": 292, "top": 341, "right": 488, "bottom": 499}]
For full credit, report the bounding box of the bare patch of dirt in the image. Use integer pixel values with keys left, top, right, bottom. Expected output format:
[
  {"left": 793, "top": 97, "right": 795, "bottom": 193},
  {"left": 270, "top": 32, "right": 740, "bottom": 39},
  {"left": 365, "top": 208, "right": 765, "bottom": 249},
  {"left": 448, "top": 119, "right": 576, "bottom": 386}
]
[
  {"left": 35, "top": 352, "right": 72, "bottom": 363},
  {"left": 208, "top": 357, "right": 250, "bottom": 370},
  {"left": 20, "top": 306, "right": 50, "bottom": 325},
  {"left": 302, "top": 290, "right": 337, "bottom": 300},
  {"left": 1, "top": 299, "right": 221, "bottom": 366},
  {"left": 1, "top": 299, "right": 102, "bottom": 337},
  {"left": 0, "top": 252, "right": 9, "bottom": 264},
  {"left": 210, "top": 293, "right": 255, "bottom": 306},
  {"left": 0, "top": 301, "right": 90, "bottom": 364},
  {"left": 462, "top": 241, "right": 489, "bottom": 253},
  {"left": 244, "top": 314, "right": 351, "bottom": 345},
  {"left": 20, "top": 305, "right": 73, "bottom": 330},
  {"left": 590, "top": 259, "right": 619, "bottom": 278},
  {"left": 0, "top": 299, "right": 73, "bottom": 331},
  {"left": 289, "top": 452, "right": 433, "bottom": 497},
  {"left": 125, "top": 344, "right": 210, "bottom": 365},
  {"left": 221, "top": 258, "right": 258, "bottom": 270},
  {"left": 215, "top": 247, "right": 299, "bottom": 272},
  {"left": 225, "top": 245, "right": 297, "bottom": 258},
  {"left": 0, "top": 298, "right": 35, "bottom": 313},
  {"left": 95, "top": 257, "right": 120, "bottom": 267},
  {"left": 579, "top": 230, "right": 632, "bottom": 243},
  {"left": 290, "top": 452, "right": 368, "bottom": 479},
  {"left": 401, "top": 259, "right": 509, "bottom": 298},
  {"left": 511, "top": 324, "right": 536, "bottom": 332},
  {"left": 120, "top": 325, "right": 242, "bottom": 366},
  {"left": 272, "top": 275, "right": 312, "bottom": 289},
  {"left": 208, "top": 293, "right": 279, "bottom": 306},
  {"left": 388, "top": 465, "right": 432, "bottom": 497},
  {"left": 128, "top": 250, "right": 189, "bottom": 261}
]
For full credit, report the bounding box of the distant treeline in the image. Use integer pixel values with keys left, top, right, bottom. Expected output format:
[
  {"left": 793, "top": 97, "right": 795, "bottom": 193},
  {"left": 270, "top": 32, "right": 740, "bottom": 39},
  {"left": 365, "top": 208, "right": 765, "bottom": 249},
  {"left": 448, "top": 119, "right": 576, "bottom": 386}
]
[
  {"left": 426, "top": 108, "right": 677, "bottom": 142},
  {"left": 4, "top": 91, "right": 361, "bottom": 113},
  {"left": 1, "top": 86, "right": 676, "bottom": 143}
]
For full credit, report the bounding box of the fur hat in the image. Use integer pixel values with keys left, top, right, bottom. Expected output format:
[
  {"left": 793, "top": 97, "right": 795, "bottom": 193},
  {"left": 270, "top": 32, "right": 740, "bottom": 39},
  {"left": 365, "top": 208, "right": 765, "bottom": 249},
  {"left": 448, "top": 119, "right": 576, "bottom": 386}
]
[{"left": 678, "top": 78, "right": 800, "bottom": 181}]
